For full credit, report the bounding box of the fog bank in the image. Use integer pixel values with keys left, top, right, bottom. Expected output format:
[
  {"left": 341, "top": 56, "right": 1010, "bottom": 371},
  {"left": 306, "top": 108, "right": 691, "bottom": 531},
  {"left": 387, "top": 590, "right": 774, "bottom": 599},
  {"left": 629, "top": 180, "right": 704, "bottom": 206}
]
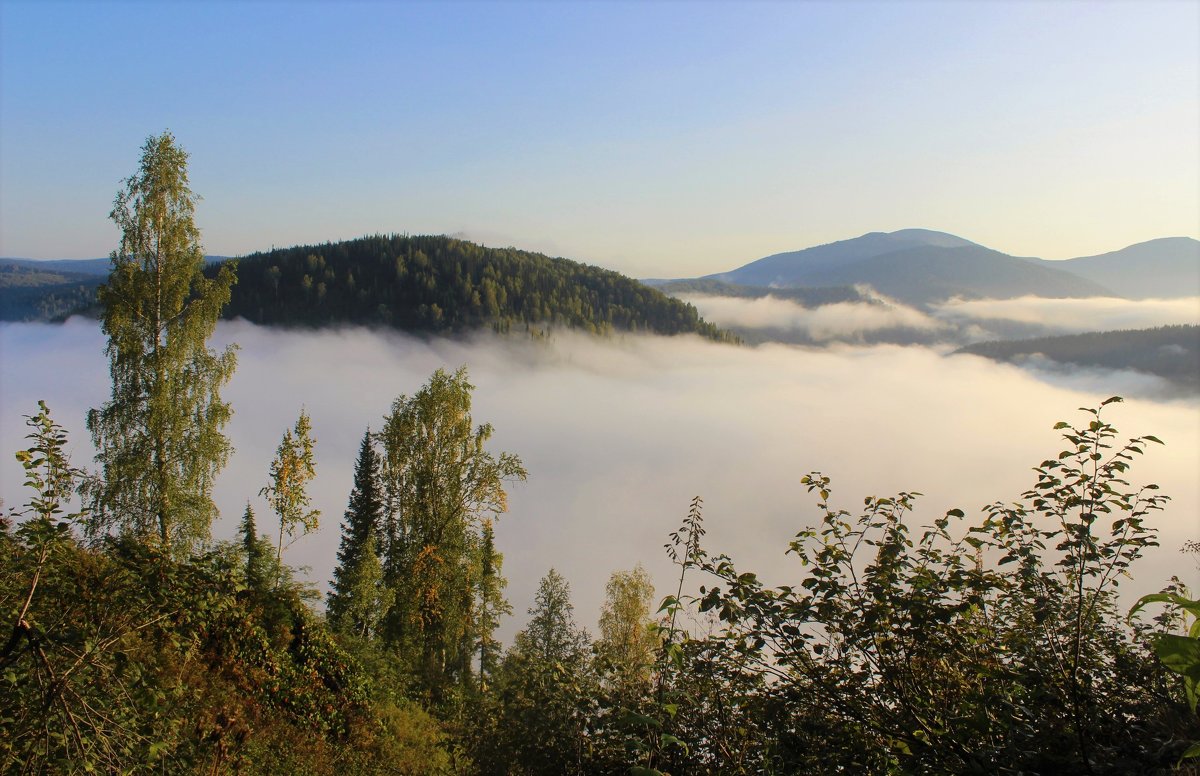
[
  {"left": 930, "top": 295, "right": 1200, "bottom": 334},
  {"left": 2, "top": 319, "right": 1197, "bottom": 642},
  {"left": 679, "top": 293, "right": 946, "bottom": 341}
]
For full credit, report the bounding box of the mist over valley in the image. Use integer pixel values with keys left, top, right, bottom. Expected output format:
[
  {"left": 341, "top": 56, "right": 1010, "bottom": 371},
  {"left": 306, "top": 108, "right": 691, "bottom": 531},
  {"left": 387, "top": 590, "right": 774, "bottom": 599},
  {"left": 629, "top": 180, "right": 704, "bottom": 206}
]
[{"left": 3, "top": 315, "right": 1196, "bottom": 640}]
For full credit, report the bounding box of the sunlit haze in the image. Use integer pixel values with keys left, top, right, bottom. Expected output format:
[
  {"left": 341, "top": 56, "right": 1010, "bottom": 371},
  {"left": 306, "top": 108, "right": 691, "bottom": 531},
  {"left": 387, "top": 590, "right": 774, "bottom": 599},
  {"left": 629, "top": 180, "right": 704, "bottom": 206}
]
[{"left": 2, "top": 320, "right": 1197, "bottom": 637}]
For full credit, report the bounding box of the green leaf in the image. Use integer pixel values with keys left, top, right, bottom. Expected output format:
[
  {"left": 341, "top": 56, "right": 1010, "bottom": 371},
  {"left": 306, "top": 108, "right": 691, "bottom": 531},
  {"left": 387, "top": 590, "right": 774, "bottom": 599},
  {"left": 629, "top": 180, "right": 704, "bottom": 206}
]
[
  {"left": 1130, "top": 592, "right": 1200, "bottom": 623},
  {"left": 618, "top": 710, "right": 662, "bottom": 729},
  {"left": 660, "top": 733, "right": 689, "bottom": 754},
  {"left": 1152, "top": 633, "right": 1200, "bottom": 712}
]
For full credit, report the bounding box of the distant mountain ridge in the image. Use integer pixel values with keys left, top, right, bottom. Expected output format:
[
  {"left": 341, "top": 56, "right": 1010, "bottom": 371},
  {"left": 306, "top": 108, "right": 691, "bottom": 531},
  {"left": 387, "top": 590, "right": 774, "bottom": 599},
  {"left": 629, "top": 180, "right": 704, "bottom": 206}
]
[
  {"left": 0, "top": 257, "right": 113, "bottom": 276},
  {"left": 0, "top": 255, "right": 229, "bottom": 276},
  {"left": 706, "top": 229, "right": 979, "bottom": 287},
  {"left": 1046, "top": 237, "right": 1200, "bottom": 299},
  {"left": 690, "top": 229, "right": 1199, "bottom": 305}
]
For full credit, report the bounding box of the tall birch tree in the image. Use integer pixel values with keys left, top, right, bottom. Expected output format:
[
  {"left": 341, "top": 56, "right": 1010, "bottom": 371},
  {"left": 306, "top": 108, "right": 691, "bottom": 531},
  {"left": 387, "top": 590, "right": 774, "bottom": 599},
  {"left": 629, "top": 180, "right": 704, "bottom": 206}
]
[{"left": 85, "top": 132, "right": 237, "bottom": 550}]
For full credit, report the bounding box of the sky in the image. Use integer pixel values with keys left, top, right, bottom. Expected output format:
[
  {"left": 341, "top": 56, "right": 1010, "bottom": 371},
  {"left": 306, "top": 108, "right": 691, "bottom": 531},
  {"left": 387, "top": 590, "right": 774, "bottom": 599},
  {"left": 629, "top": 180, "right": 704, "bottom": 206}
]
[
  {"left": 1, "top": 0, "right": 1198, "bottom": 278},
  {"left": 2, "top": 319, "right": 1197, "bottom": 640}
]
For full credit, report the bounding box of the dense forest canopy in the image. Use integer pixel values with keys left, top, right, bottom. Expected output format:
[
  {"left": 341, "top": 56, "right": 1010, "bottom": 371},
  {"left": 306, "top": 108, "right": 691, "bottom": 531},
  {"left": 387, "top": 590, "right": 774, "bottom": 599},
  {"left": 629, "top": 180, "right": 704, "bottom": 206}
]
[
  {"left": 0, "top": 264, "right": 102, "bottom": 321},
  {"left": 958, "top": 325, "right": 1200, "bottom": 391},
  {"left": 652, "top": 278, "right": 868, "bottom": 306},
  {"left": 216, "top": 235, "right": 736, "bottom": 341}
]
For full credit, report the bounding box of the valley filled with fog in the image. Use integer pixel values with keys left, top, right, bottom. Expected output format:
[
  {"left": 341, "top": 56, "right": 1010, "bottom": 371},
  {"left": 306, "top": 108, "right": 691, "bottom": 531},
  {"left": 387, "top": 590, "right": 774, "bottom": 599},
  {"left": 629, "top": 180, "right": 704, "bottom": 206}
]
[
  {"left": 680, "top": 289, "right": 1200, "bottom": 347},
  {"left": 2, "top": 317, "right": 1197, "bottom": 640}
]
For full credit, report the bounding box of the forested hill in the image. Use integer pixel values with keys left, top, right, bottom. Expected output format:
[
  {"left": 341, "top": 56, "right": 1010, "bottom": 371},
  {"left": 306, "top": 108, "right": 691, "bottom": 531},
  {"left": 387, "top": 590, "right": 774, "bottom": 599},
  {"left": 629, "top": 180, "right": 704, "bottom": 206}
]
[
  {"left": 956, "top": 324, "right": 1200, "bottom": 390},
  {"left": 216, "top": 234, "right": 735, "bottom": 341}
]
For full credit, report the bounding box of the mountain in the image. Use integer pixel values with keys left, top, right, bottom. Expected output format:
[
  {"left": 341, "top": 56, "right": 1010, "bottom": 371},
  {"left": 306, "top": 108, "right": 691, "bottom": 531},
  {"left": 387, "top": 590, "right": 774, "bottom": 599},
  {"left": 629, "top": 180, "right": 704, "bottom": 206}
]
[
  {"left": 217, "top": 234, "right": 735, "bottom": 341},
  {"left": 707, "top": 229, "right": 977, "bottom": 287},
  {"left": 812, "top": 244, "right": 1113, "bottom": 305},
  {"left": 703, "top": 229, "right": 1112, "bottom": 305},
  {"left": 955, "top": 324, "right": 1200, "bottom": 392},
  {"left": 1049, "top": 237, "right": 1200, "bottom": 299}
]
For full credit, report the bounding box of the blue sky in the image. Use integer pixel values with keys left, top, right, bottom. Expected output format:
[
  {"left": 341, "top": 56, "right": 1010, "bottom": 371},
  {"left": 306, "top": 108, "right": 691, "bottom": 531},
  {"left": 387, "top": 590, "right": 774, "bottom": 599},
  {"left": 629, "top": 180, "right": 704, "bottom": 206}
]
[{"left": 1, "top": 0, "right": 1197, "bottom": 276}]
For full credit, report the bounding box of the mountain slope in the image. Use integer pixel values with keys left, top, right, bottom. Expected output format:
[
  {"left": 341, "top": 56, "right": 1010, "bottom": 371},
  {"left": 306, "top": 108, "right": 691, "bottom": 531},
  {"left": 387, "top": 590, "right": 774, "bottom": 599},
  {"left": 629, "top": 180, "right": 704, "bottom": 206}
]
[
  {"left": 707, "top": 228, "right": 978, "bottom": 288},
  {"left": 218, "top": 234, "right": 734, "bottom": 341},
  {"left": 1050, "top": 237, "right": 1200, "bottom": 299},
  {"left": 807, "top": 244, "right": 1112, "bottom": 305},
  {"left": 955, "top": 324, "right": 1200, "bottom": 391},
  {"left": 0, "top": 261, "right": 105, "bottom": 320},
  {"left": 654, "top": 278, "right": 867, "bottom": 306},
  {"left": 704, "top": 229, "right": 1115, "bottom": 304}
]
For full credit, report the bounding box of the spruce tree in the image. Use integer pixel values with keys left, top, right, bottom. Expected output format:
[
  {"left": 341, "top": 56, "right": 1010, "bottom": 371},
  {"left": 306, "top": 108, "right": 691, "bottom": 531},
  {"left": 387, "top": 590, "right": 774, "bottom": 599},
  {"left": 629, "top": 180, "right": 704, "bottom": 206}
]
[
  {"left": 328, "top": 430, "right": 384, "bottom": 632},
  {"left": 239, "top": 502, "right": 272, "bottom": 593},
  {"left": 85, "top": 132, "right": 237, "bottom": 550}
]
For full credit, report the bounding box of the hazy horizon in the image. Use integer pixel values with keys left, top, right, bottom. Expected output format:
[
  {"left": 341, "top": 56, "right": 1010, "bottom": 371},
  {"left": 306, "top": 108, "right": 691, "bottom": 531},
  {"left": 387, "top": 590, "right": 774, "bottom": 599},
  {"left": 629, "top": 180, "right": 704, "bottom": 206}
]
[
  {"left": 3, "top": 227, "right": 1197, "bottom": 269},
  {"left": 2, "top": 2, "right": 1197, "bottom": 277}
]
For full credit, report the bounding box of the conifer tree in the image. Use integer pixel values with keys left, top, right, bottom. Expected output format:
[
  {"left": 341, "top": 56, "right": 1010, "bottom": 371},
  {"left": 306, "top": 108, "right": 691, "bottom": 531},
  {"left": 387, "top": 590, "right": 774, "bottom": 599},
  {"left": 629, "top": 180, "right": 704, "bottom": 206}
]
[
  {"left": 85, "top": 132, "right": 237, "bottom": 550},
  {"left": 328, "top": 430, "right": 384, "bottom": 632},
  {"left": 239, "top": 502, "right": 272, "bottom": 593}
]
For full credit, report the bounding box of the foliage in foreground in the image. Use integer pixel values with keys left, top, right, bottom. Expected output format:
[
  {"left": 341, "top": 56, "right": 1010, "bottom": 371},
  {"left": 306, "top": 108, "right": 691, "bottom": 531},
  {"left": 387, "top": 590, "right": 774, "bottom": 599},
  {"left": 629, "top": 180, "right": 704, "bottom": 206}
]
[
  {"left": 1, "top": 404, "right": 455, "bottom": 775},
  {"left": 647, "top": 397, "right": 1197, "bottom": 775},
  {"left": 3, "top": 395, "right": 1196, "bottom": 775}
]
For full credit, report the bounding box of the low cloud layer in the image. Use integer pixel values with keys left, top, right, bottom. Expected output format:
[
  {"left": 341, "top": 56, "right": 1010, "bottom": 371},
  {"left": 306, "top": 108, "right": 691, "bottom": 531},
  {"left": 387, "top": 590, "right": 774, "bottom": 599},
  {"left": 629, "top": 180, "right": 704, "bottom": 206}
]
[
  {"left": 2, "top": 319, "right": 1197, "bottom": 643},
  {"left": 679, "top": 293, "right": 947, "bottom": 342},
  {"left": 931, "top": 295, "right": 1200, "bottom": 335},
  {"left": 681, "top": 291, "right": 1200, "bottom": 348}
]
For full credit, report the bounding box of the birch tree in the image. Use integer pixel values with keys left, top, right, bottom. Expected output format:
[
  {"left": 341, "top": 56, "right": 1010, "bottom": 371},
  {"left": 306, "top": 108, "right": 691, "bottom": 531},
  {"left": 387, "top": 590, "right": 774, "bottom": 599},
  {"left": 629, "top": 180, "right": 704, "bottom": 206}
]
[{"left": 85, "top": 132, "right": 237, "bottom": 550}]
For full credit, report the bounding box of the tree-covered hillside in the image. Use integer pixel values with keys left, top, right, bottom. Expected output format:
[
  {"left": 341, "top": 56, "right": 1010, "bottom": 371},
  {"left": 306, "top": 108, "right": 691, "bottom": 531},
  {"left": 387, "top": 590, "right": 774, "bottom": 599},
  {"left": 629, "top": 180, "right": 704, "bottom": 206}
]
[
  {"left": 956, "top": 325, "right": 1200, "bottom": 391},
  {"left": 0, "top": 263, "right": 104, "bottom": 321},
  {"left": 218, "top": 235, "right": 735, "bottom": 341},
  {"left": 654, "top": 277, "right": 867, "bottom": 306}
]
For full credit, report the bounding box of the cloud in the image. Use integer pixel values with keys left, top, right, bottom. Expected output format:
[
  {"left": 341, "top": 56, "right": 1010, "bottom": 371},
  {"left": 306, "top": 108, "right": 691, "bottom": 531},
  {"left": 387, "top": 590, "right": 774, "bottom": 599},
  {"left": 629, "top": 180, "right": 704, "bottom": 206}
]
[
  {"left": 678, "top": 293, "right": 948, "bottom": 341},
  {"left": 931, "top": 295, "right": 1200, "bottom": 336},
  {"left": 2, "top": 320, "right": 1197, "bottom": 644}
]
